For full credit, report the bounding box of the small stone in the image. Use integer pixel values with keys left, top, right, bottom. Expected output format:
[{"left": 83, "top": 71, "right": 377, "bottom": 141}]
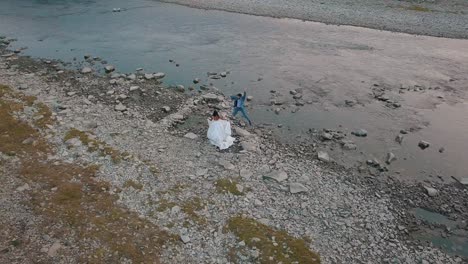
[
  {"left": 289, "top": 183, "right": 308, "bottom": 194},
  {"left": 144, "top": 73, "right": 154, "bottom": 80},
  {"left": 18, "top": 84, "right": 28, "bottom": 90},
  {"left": 81, "top": 67, "right": 92, "bottom": 74},
  {"left": 438, "top": 147, "right": 445, "bottom": 153},
  {"left": 16, "top": 183, "right": 30, "bottom": 192},
  {"left": 180, "top": 235, "right": 190, "bottom": 244},
  {"left": 263, "top": 170, "right": 288, "bottom": 182},
  {"left": 175, "top": 85, "right": 185, "bottom": 92},
  {"left": 246, "top": 96, "right": 253, "bottom": 101},
  {"left": 238, "top": 241, "right": 246, "bottom": 247},
  {"left": 220, "top": 72, "right": 227, "bottom": 77},
  {"left": 321, "top": 132, "right": 333, "bottom": 141},
  {"left": 162, "top": 106, "right": 171, "bottom": 112},
  {"left": 293, "top": 94, "right": 303, "bottom": 99},
  {"left": 184, "top": 132, "right": 198, "bottom": 140},
  {"left": 193, "top": 78, "right": 200, "bottom": 84},
  {"left": 47, "top": 241, "right": 61, "bottom": 257},
  {"left": 423, "top": 186, "right": 438, "bottom": 197},
  {"left": 234, "top": 127, "right": 251, "bottom": 137},
  {"left": 126, "top": 74, "right": 136, "bottom": 80},
  {"left": 129, "top": 86, "right": 139, "bottom": 91},
  {"left": 345, "top": 99, "right": 356, "bottom": 106},
  {"left": 342, "top": 143, "right": 357, "bottom": 150},
  {"left": 219, "top": 160, "right": 235, "bottom": 170},
  {"left": 114, "top": 103, "right": 127, "bottom": 112},
  {"left": 317, "top": 151, "right": 330, "bottom": 162},
  {"left": 400, "top": 130, "right": 408, "bottom": 134},
  {"left": 418, "top": 141, "right": 430, "bottom": 150},
  {"left": 171, "top": 206, "right": 181, "bottom": 215},
  {"left": 395, "top": 134, "right": 404, "bottom": 144},
  {"left": 202, "top": 93, "right": 221, "bottom": 103},
  {"left": 240, "top": 169, "right": 253, "bottom": 179},
  {"left": 386, "top": 152, "right": 396, "bottom": 164},
  {"left": 65, "top": 138, "right": 82, "bottom": 148},
  {"left": 274, "top": 108, "right": 281, "bottom": 114},
  {"left": 352, "top": 129, "right": 368, "bottom": 137},
  {"left": 66, "top": 92, "right": 76, "bottom": 96},
  {"left": 154, "top": 72, "right": 165, "bottom": 79},
  {"left": 104, "top": 65, "right": 115, "bottom": 73}
]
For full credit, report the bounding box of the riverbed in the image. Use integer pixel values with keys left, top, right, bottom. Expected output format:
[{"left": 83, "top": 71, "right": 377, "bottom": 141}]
[{"left": 1, "top": 0, "right": 468, "bottom": 182}]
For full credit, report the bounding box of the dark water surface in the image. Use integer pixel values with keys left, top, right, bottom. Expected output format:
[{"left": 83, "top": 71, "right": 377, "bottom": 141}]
[{"left": 1, "top": 0, "right": 468, "bottom": 182}]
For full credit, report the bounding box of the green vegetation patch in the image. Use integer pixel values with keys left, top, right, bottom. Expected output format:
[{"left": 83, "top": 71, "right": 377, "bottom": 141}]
[
  {"left": 226, "top": 217, "right": 321, "bottom": 264},
  {"left": 215, "top": 178, "right": 244, "bottom": 195}
]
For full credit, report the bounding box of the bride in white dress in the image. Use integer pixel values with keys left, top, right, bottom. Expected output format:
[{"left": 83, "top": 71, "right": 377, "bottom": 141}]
[{"left": 207, "top": 111, "right": 235, "bottom": 150}]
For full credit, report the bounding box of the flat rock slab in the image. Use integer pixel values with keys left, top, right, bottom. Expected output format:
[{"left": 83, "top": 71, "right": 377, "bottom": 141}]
[
  {"left": 289, "top": 183, "right": 308, "bottom": 194},
  {"left": 184, "top": 132, "right": 198, "bottom": 140},
  {"left": 263, "top": 170, "right": 288, "bottom": 182}
]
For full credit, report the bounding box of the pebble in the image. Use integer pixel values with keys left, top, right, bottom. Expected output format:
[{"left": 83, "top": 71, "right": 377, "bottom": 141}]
[
  {"left": 352, "top": 129, "right": 368, "bottom": 137},
  {"left": 263, "top": 170, "right": 288, "bottom": 182},
  {"left": 162, "top": 106, "right": 171, "bottom": 112},
  {"left": 184, "top": 132, "right": 198, "bottom": 140},
  {"left": 16, "top": 183, "right": 31, "bottom": 192},
  {"left": 104, "top": 65, "right": 115, "bottom": 73},
  {"left": 386, "top": 152, "right": 396, "bottom": 164},
  {"left": 289, "top": 183, "right": 308, "bottom": 194},
  {"left": 114, "top": 103, "right": 127, "bottom": 111},
  {"left": 423, "top": 186, "right": 438, "bottom": 197},
  {"left": 418, "top": 141, "right": 430, "bottom": 150},
  {"left": 129, "top": 86, "right": 139, "bottom": 91},
  {"left": 317, "top": 151, "right": 330, "bottom": 162},
  {"left": 395, "top": 134, "right": 404, "bottom": 144},
  {"left": 180, "top": 235, "right": 191, "bottom": 244},
  {"left": 81, "top": 67, "right": 92, "bottom": 74}
]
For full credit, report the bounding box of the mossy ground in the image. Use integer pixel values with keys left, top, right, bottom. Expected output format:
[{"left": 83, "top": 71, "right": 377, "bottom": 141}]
[
  {"left": 1, "top": 84, "right": 171, "bottom": 263},
  {"left": 64, "top": 128, "right": 124, "bottom": 163},
  {"left": 226, "top": 216, "right": 321, "bottom": 264},
  {"left": 216, "top": 178, "right": 244, "bottom": 195}
]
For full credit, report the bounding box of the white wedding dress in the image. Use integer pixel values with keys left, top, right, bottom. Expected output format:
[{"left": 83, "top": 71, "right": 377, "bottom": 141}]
[{"left": 207, "top": 119, "right": 235, "bottom": 150}]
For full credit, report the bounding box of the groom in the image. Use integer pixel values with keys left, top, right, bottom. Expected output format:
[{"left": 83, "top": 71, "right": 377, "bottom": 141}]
[{"left": 230, "top": 91, "right": 252, "bottom": 126}]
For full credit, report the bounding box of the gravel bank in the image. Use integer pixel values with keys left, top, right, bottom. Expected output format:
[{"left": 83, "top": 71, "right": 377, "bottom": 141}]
[
  {"left": 157, "top": 0, "right": 468, "bottom": 39},
  {"left": 1, "top": 47, "right": 467, "bottom": 262}
]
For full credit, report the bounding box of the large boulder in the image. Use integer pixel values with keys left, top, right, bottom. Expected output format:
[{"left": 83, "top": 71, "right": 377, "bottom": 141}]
[{"left": 202, "top": 93, "right": 221, "bottom": 103}]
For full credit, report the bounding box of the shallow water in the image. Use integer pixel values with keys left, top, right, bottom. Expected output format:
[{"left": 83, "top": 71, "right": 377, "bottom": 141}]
[{"left": 1, "top": 0, "right": 468, "bottom": 182}]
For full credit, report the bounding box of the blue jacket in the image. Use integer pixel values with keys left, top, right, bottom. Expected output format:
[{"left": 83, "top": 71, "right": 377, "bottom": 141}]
[{"left": 231, "top": 92, "right": 246, "bottom": 108}]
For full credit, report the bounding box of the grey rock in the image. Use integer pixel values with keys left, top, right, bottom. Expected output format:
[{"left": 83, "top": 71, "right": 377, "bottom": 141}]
[
  {"left": 345, "top": 99, "right": 356, "bottom": 106},
  {"left": 180, "top": 235, "right": 191, "bottom": 244},
  {"left": 126, "top": 74, "right": 136, "bottom": 81},
  {"left": 439, "top": 147, "right": 445, "bottom": 153},
  {"left": 202, "top": 93, "right": 221, "bottom": 103},
  {"left": 352, "top": 129, "right": 368, "bottom": 137},
  {"left": 184, "top": 132, "right": 198, "bottom": 140},
  {"left": 16, "top": 183, "right": 31, "bottom": 192},
  {"left": 424, "top": 186, "right": 438, "bottom": 197},
  {"left": 104, "top": 65, "right": 115, "bottom": 73},
  {"left": 18, "top": 84, "right": 28, "bottom": 90},
  {"left": 171, "top": 205, "right": 181, "bottom": 215},
  {"left": 241, "top": 141, "right": 258, "bottom": 152},
  {"left": 114, "top": 103, "right": 127, "bottom": 112},
  {"left": 290, "top": 90, "right": 297, "bottom": 95},
  {"left": 175, "top": 85, "right": 185, "bottom": 92},
  {"left": 47, "top": 241, "right": 62, "bottom": 257},
  {"left": 240, "top": 169, "right": 253, "bottom": 179},
  {"left": 289, "top": 183, "right": 308, "bottom": 194},
  {"left": 386, "top": 152, "right": 396, "bottom": 164},
  {"left": 129, "top": 86, "right": 139, "bottom": 91},
  {"left": 234, "top": 127, "right": 251, "bottom": 137},
  {"left": 154, "top": 72, "right": 166, "bottom": 79},
  {"left": 321, "top": 132, "right": 333, "bottom": 141},
  {"left": 246, "top": 95, "right": 253, "bottom": 101},
  {"left": 81, "top": 67, "right": 92, "bottom": 74},
  {"left": 263, "top": 170, "right": 288, "bottom": 182},
  {"left": 144, "top": 73, "right": 154, "bottom": 80},
  {"left": 65, "top": 138, "right": 82, "bottom": 148},
  {"left": 418, "top": 140, "right": 430, "bottom": 150},
  {"left": 395, "top": 134, "right": 404, "bottom": 144},
  {"left": 293, "top": 93, "right": 303, "bottom": 99},
  {"left": 459, "top": 178, "right": 468, "bottom": 185},
  {"left": 317, "top": 151, "right": 330, "bottom": 162},
  {"left": 162, "top": 106, "right": 171, "bottom": 112},
  {"left": 274, "top": 108, "right": 281, "bottom": 114},
  {"left": 220, "top": 72, "right": 227, "bottom": 77},
  {"left": 193, "top": 78, "right": 200, "bottom": 84},
  {"left": 219, "top": 159, "right": 235, "bottom": 170},
  {"left": 343, "top": 143, "right": 357, "bottom": 150}
]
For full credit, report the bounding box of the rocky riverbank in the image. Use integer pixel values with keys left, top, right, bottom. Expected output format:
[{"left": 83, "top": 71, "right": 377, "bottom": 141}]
[
  {"left": 158, "top": 0, "right": 468, "bottom": 39},
  {"left": 1, "top": 43, "right": 467, "bottom": 263}
]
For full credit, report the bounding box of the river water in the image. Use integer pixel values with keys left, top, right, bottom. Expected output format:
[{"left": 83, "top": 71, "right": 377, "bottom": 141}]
[{"left": 1, "top": 0, "right": 468, "bottom": 182}]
